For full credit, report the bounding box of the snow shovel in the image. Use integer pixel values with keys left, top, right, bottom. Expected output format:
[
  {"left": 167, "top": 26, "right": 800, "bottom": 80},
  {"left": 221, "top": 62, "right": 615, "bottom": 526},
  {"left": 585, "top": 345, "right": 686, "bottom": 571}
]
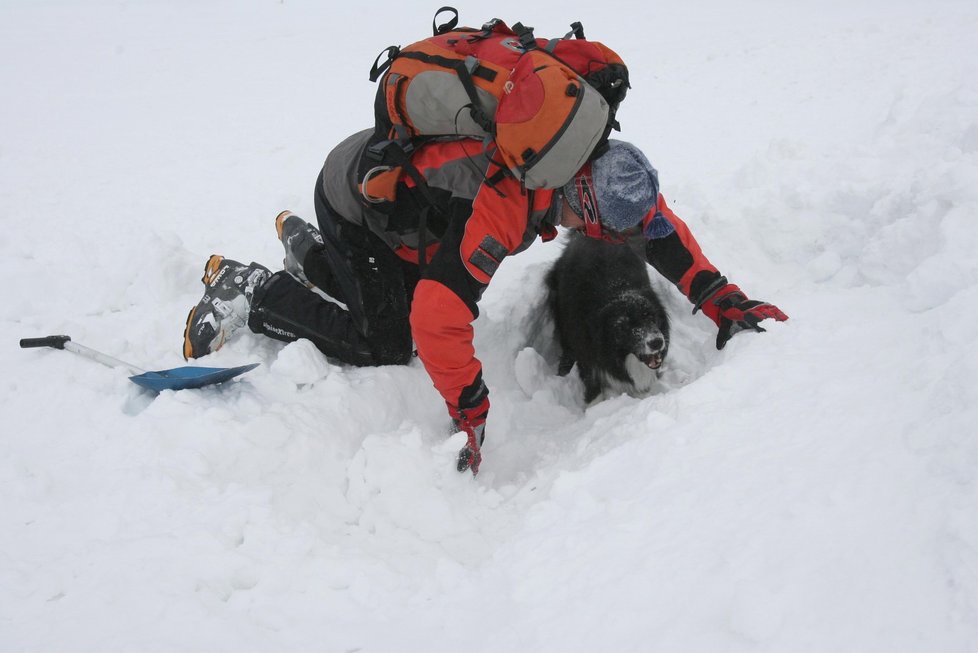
[{"left": 19, "top": 335, "right": 259, "bottom": 392}]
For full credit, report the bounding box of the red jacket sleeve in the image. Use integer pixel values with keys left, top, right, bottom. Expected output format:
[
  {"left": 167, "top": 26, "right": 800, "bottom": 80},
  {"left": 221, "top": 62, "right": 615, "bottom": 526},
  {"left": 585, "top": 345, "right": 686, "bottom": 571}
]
[
  {"left": 410, "top": 279, "right": 481, "bottom": 407},
  {"left": 642, "top": 193, "right": 725, "bottom": 305},
  {"left": 410, "top": 173, "right": 540, "bottom": 408}
]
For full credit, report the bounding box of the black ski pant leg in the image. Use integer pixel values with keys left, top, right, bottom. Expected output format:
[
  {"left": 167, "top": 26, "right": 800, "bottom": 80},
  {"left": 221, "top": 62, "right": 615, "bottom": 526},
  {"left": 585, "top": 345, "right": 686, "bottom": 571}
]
[
  {"left": 306, "top": 178, "right": 371, "bottom": 336},
  {"left": 330, "top": 224, "right": 415, "bottom": 365},
  {"left": 247, "top": 271, "right": 376, "bottom": 366},
  {"left": 245, "top": 175, "right": 415, "bottom": 367},
  {"left": 304, "top": 177, "right": 415, "bottom": 366}
]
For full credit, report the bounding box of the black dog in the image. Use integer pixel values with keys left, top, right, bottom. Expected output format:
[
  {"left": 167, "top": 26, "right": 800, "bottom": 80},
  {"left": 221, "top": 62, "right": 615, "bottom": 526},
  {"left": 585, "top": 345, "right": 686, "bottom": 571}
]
[{"left": 545, "top": 235, "right": 670, "bottom": 404}]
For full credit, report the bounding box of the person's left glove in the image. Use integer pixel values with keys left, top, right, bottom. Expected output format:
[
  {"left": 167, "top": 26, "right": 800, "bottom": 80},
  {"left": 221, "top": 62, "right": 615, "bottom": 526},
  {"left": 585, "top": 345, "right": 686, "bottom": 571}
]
[
  {"left": 697, "top": 281, "right": 788, "bottom": 350},
  {"left": 448, "top": 395, "right": 489, "bottom": 476}
]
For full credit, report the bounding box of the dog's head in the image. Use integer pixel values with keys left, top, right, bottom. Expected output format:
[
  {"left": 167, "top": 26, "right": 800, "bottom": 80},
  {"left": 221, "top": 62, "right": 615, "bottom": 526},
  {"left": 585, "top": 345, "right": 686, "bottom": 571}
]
[{"left": 595, "top": 293, "right": 670, "bottom": 371}]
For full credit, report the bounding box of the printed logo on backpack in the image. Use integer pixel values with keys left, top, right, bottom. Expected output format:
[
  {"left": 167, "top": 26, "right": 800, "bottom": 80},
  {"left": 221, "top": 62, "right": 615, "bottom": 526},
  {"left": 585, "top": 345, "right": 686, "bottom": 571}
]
[{"left": 494, "top": 49, "right": 609, "bottom": 189}]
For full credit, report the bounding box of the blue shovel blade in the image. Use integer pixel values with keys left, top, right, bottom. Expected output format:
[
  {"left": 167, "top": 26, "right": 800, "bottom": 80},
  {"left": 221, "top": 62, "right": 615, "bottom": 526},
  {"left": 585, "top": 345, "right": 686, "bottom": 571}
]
[{"left": 129, "top": 363, "right": 260, "bottom": 392}]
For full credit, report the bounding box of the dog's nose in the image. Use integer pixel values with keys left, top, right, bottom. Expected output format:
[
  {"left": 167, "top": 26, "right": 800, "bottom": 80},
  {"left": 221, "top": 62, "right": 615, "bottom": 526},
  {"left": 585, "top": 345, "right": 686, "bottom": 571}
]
[{"left": 649, "top": 337, "right": 664, "bottom": 351}]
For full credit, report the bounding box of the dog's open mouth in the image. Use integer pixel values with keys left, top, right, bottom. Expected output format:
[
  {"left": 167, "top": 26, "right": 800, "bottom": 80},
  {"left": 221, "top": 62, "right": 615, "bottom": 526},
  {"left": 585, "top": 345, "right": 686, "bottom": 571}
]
[{"left": 639, "top": 353, "right": 664, "bottom": 369}]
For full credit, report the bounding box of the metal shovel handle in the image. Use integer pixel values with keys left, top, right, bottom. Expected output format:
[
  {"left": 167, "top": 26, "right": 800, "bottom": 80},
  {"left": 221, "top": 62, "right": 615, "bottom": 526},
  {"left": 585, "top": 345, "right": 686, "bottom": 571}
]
[
  {"left": 20, "top": 333, "right": 258, "bottom": 391},
  {"left": 20, "top": 334, "right": 145, "bottom": 375},
  {"left": 19, "top": 335, "right": 72, "bottom": 350}
]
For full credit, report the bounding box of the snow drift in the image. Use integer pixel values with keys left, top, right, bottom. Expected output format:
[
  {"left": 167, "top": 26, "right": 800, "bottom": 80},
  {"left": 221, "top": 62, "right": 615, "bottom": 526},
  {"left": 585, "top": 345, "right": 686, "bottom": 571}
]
[{"left": 2, "top": 1, "right": 977, "bottom": 651}]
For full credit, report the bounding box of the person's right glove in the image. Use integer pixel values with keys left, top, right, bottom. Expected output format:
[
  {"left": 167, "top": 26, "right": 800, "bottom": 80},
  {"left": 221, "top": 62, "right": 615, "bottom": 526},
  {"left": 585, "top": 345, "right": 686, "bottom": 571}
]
[
  {"left": 448, "top": 395, "right": 489, "bottom": 476},
  {"left": 696, "top": 280, "right": 789, "bottom": 350}
]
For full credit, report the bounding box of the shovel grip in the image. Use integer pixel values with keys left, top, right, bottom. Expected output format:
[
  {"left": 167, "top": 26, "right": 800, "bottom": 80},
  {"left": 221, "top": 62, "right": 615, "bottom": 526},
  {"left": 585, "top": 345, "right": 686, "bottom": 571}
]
[{"left": 19, "top": 335, "right": 72, "bottom": 350}]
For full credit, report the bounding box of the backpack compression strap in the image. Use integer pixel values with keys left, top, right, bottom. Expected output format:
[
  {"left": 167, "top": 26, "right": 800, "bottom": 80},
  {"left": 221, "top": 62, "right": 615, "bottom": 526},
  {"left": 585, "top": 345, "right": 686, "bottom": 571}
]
[
  {"left": 367, "top": 45, "right": 499, "bottom": 135},
  {"left": 391, "top": 51, "right": 499, "bottom": 133},
  {"left": 365, "top": 139, "right": 447, "bottom": 272}
]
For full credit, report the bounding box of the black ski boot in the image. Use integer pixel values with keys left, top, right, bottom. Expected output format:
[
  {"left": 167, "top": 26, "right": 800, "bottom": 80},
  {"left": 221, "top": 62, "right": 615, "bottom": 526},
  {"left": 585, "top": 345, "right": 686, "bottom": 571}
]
[
  {"left": 275, "top": 210, "right": 324, "bottom": 287},
  {"left": 183, "top": 255, "right": 270, "bottom": 359}
]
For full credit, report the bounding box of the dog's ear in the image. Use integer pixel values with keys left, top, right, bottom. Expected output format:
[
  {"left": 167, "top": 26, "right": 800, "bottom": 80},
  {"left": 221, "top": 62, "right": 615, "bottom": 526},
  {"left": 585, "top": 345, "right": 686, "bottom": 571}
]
[{"left": 588, "top": 306, "right": 632, "bottom": 358}]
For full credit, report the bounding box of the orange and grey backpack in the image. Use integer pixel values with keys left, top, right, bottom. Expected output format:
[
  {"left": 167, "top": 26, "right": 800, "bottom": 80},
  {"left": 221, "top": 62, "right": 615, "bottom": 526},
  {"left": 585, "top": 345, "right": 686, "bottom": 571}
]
[{"left": 362, "top": 7, "right": 629, "bottom": 194}]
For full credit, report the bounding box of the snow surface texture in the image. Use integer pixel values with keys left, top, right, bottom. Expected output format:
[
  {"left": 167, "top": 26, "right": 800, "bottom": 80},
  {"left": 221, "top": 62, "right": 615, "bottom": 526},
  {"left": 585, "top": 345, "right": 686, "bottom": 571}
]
[{"left": 3, "top": 1, "right": 978, "bottom": 651}]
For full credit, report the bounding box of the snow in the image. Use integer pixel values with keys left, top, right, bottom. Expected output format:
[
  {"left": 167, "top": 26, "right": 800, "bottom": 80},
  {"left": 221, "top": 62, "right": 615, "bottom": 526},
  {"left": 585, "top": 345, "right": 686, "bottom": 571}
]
[{"left": 2, "top": 0, "right": 978, "bottom": 651}]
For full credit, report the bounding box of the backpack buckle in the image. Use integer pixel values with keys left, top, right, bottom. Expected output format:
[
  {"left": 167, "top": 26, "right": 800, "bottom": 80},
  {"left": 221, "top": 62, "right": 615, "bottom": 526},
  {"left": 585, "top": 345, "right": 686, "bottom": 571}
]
[
  {"left": 366, "top": 139, "right": 415, "bottom": 165},
  {"left": 511, "top": 22, "right": 537, "bottom": 51}
]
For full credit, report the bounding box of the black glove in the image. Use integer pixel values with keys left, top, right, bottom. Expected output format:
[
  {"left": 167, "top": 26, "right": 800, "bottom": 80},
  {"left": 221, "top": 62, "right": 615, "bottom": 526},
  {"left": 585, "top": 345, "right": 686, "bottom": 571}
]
[
  {"left": 697, "top": 282, "right": 789, "bottom": 350},
  {"left": 448, "top": 395, "right": 488, "bottom": 475}
]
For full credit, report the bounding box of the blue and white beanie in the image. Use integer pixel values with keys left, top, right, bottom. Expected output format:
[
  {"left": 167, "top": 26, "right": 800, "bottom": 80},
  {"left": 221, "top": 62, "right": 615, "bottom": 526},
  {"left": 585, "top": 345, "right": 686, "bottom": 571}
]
[{"left": 562, "top": 140, "right": 660, "bottom": 233}]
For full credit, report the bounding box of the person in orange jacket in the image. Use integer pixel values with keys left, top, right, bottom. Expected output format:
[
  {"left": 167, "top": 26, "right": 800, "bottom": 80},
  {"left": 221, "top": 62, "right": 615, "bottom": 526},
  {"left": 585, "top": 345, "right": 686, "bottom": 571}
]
[{"left": 183, "top": 130, "right": 788, "bottom": 474}]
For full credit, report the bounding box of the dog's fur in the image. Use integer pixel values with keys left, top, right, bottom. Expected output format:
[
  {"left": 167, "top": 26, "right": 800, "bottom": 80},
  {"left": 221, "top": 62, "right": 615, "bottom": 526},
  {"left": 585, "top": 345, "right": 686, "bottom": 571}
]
[{"left": 545, "top": 234, "right": 670, "bottom": 404}]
